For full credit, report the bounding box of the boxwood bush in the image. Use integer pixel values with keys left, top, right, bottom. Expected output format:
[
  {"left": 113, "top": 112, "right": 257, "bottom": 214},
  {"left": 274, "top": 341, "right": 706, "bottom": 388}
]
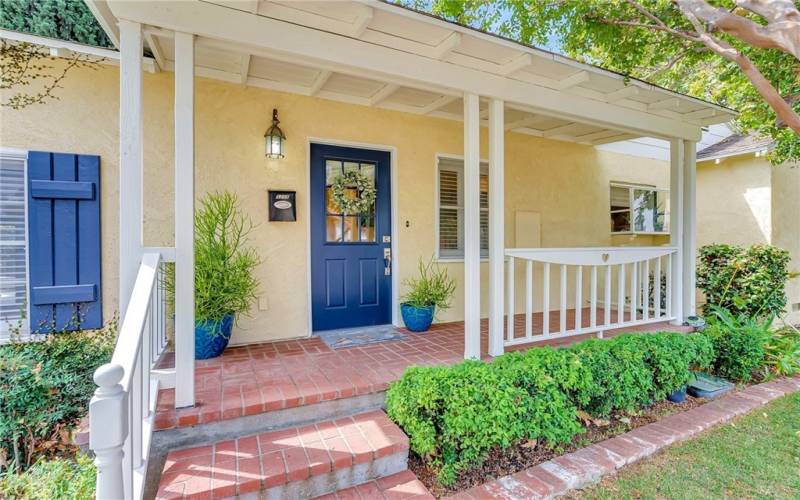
[{"left": 386, "top": 331, "right": 714, "bottom": 484}]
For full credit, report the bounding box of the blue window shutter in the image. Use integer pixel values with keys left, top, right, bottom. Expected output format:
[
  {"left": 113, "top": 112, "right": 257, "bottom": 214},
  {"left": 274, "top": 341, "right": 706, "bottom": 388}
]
[{"left": 27, "top": 151, "right": 102, "bottom": 332}]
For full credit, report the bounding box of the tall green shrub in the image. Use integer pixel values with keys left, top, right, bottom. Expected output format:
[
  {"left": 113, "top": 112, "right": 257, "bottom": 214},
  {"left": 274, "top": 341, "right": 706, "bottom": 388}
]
[
  {"left": 164, "top": 191, "right": 261, "bottom": 325},
  {"left": 697, "top": 244, "right": 791, "bottom": 318}
]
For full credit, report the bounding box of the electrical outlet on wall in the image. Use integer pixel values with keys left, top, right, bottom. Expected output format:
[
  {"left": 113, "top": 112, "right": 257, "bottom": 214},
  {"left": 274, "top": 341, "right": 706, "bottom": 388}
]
[{"left": 259, "top": 295, "right": 269, "bottom": 311}]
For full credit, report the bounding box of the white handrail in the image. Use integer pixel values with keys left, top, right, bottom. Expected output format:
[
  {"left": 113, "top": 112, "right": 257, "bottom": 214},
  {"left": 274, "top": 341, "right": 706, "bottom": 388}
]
[
  {"left": 90, "top": 252, "right": 167, "bottom": 500},
  {"left": 502, "top": 246, "right": 678, "bottom": 349}
]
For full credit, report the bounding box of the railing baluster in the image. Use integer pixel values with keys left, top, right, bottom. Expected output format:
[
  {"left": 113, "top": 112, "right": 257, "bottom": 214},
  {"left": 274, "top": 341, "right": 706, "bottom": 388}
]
[
  {"left": 507, "top": 257, "right": 515, "bottom": 341},
  {"left": 643, "top": 259, "right": 650, "bottom": 320},
  {"left": 575, "top": 265, "right": 583, "bottom": 331},
  {"left": 589, "top": 266, "right": 597, "bottom": 329},
  {"left": 666, "top": 254, "right": 673, "bottom": 319},
  {"left": 559, "top": 264, "right": 567, "bottom": 334},
  {"left": 131, "top": 360, "right": 142, "bottom": 469},
  {"left": 542, "top": 263, "right": 550, "bottom": 336},
  {"left": 655, "top": 256, "right": 662, "bottom": 319},
  {"left": 143, "top": 303, "right": 151, "bottom": 419},
  {"left": 604, "top": 265, "right": 612, "bottom": 327},
  {"left": 630, "top": 261, "right": 638, "bottom": 322},
  {"left": 525, "top": 260, "right": 533, "bottom": 340},
  {"left": 617, "top": 264, "right": 625, "bottom": 324}
]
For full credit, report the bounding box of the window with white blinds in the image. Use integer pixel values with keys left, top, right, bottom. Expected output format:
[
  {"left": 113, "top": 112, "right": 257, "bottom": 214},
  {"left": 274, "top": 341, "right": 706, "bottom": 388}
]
[
  {"left": 437, "top": 157, "right": 489, "bottom": 259},
  {"left": 0, "top": 152, "right": 28, "bottom": 339}
]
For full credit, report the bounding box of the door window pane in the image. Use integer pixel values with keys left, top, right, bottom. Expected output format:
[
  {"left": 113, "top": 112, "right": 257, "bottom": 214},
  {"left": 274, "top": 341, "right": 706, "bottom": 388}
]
[
  {"left": 343, "top": 216, "right": 358, "bottom": 242},
  {"left": 360, "top": 216, "right": 375, "bottom": 242},
  {"left": 326, "top": 215, "right": 342, "bottom": 242},
  {"left": 326, "top": 160, "right": 342, "bottom": 185},
  {"left": 343, "top": 162, "right": 359, "bottom": 177},
  {"left": 326, "top": 187, "right": 341, "bottom": 214},
  {"left": 360, "top": 163, "right": 375, "bottom": 185}
]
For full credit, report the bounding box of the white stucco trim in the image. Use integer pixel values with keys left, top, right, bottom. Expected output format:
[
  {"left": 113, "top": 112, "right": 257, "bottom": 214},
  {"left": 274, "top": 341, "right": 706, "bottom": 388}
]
[{"left": 305, "top": 137, "right": 400, "bottom": 335}]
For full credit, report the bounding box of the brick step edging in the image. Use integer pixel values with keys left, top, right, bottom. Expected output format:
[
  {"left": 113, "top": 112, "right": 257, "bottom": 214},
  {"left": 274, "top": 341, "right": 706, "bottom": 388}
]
[
  {"left": 452, "top": 376, "right": 800, "bottom": 499},
  {"left": 156, "top": 410, "right": 410, "bottom": 499}
]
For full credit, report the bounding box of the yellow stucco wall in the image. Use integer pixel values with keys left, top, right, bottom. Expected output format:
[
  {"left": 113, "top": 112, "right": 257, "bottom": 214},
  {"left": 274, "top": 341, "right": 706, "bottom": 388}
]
[
  {"left": 771, "top": 163, "right": 800, "bottom": 324},
  {"left": 696, "top": 156, "right": 772, "bottom": 248},
  {"left": 1, "top": 63, "right": 673, "bottom": 344}
]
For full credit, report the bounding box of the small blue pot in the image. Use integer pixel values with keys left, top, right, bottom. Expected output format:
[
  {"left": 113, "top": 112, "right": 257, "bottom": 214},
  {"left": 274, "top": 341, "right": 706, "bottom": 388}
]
[
  {"left": 195, "top": 314, "right": 234, "bottom": 360},
  {"left": 401, "top": 304, "right": 435, "bottom": 332},
  {"left": 667, "top": 386, "right": 687, "bottom": 403}
]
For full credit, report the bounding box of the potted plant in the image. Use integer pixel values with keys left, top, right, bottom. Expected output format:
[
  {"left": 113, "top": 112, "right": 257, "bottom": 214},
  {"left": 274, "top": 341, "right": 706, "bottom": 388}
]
[
  {"left": 166, "top": 191, "right": 260, "bottom": 359},
  {"left": 400, "top": 257, "right": 455, "bottom": 332}
]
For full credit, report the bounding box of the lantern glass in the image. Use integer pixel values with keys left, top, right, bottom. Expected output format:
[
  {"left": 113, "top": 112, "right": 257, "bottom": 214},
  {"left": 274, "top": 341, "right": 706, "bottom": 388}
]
[{"left": 264, "top": 108, "right": 286, "bottom": 159}]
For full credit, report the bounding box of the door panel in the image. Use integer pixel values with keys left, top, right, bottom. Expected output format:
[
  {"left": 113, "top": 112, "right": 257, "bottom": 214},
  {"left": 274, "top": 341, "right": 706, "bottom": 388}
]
[{"left": 311, "top": 144, "right": 391, "bottom": 331}]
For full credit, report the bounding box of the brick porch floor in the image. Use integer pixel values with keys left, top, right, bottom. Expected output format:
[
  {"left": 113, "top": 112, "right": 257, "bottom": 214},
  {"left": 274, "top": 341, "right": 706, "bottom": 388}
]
[{"left": 154, "top": 308, "right": 690, "bottom": 431}]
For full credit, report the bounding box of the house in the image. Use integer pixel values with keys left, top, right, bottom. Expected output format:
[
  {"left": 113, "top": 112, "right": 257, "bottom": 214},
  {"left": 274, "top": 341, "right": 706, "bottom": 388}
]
[
  {"left": 0, "top": 1, "right": 738, "bottom": 498},
  {"left": 601, "top": 126, "right": 800, "bottom": 325}
]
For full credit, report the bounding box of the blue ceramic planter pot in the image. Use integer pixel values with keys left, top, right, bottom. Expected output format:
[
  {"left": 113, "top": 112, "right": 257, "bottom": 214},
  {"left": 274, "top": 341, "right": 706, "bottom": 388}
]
[
  {"left": 195, "top": 314, "right": 234, "bottom": 360},
  {"left": 401, "top": 304, "right": 435, "bottom": 332},
  {"left": 667, "top": 386, "right": 687, "bottom": 403}
]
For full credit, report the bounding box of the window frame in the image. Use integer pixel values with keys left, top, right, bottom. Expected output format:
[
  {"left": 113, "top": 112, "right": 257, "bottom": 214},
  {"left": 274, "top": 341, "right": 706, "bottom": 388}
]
[
  {"left": 434, "top": 154, "right": 490, "bottom": 261},
  {"left": 0, "top": 148, "right": 31, "bottom": 341},
  {"left": 609, "top": 181, "right": 670, "bottom": 236}
]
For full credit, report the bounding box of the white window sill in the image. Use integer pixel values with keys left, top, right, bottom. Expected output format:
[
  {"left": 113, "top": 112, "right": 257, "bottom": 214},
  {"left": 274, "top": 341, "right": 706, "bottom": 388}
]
[
  {"left": 611, "top": 232, "right": 670, "bottom": 236},
  {"left": 436, "top": 257, "right": 490, "bottom": 263}
]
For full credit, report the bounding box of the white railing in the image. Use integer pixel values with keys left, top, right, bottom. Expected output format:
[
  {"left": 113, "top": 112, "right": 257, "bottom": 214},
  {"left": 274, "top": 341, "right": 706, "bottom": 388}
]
[
  {"left": 89, "top": 252, "right": 170, "bottom": 500},
  {"left": 503, "top": 247, "right": 677, "bottom": 348}
]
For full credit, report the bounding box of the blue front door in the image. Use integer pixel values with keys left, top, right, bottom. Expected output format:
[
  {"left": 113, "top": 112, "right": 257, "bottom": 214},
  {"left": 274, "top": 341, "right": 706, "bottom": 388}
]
[{"left": 310, "top": 144, "right": 392, "bottom": 331}]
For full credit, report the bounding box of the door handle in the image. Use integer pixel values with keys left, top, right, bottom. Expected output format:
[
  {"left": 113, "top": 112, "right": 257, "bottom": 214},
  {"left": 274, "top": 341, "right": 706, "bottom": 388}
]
[{"left": 383, "top": 248, "right": 392, "bottom": 275}]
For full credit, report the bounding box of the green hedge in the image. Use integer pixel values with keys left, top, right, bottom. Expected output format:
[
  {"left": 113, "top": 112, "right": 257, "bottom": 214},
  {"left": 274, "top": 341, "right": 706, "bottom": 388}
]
[
  {"left": 697, "top": 244, "right": 791, "bottom": 318},
  {"left": 385, "top": 331, "right": 713, "bottom": 484},
  {"left": 0, "top": 327, "right": 114, "bottom": 472}
]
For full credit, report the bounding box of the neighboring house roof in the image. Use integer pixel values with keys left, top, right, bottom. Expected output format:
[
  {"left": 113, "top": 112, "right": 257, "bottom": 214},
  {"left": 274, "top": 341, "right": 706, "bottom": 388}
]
[{"left": 696, "top": 132, "right": 773, "bottom": 161}]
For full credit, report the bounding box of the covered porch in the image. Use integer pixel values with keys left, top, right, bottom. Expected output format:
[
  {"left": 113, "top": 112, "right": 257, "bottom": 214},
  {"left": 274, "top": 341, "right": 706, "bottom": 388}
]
[{"left": 84, "top": 1, "right": 734, "bottom": 498}]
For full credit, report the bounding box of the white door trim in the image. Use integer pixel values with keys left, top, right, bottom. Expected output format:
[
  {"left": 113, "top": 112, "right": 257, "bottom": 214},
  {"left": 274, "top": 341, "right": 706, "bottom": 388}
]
[{"left": 305, "top": 137, "right": 399, "bottom": 336}]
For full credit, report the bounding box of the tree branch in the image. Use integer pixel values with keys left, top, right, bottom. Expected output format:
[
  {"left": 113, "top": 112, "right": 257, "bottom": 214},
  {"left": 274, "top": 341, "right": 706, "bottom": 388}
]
[
  {"left": 676, "top": 3, "right": 800, "bottom": 134},
  {"left": 675, "top": 0, "right": 800, "bottom": 59}
]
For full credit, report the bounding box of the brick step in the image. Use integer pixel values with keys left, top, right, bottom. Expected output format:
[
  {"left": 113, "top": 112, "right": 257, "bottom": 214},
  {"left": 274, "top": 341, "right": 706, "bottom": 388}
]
[
  {"left": 315, "top": 470, "right": 434, "bottom": 499},
  {"left": 156, "top": 410, "right": 409, "bottom": 499}
]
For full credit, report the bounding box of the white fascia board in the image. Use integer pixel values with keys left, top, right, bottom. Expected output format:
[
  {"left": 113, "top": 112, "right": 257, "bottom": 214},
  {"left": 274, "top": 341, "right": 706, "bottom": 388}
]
[{"left": 104, "top": 0, "right": 704, "bottom": 141}]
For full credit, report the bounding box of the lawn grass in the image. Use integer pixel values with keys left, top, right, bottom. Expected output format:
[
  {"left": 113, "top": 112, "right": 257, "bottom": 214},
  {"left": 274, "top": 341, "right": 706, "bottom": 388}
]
[{"left": 576, "top": 392, "right": 800, "bottom": 499}]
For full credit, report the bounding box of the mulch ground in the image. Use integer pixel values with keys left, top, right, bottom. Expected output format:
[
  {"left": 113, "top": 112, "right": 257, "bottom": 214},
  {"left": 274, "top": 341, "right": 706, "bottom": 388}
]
[{"left": 409, "top": 396, "right": 706, "bottom": 498}]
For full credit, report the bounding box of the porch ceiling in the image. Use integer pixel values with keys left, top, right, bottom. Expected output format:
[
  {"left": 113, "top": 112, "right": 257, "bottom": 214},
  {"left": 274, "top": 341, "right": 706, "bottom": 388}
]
[{"left": 91, "top": 0, "right": 735, "bottom": 144}]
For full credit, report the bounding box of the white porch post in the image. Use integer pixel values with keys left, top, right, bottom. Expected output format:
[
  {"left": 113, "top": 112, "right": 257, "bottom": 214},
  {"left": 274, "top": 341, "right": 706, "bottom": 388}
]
[
  {"left": 174, "top": 31, "right": 196, "bottom": 408},
  {"left": 118, "top": 20, "right": 143, "bottom": 319},
  {"left": 488, "top": 99, "right": 505, "bottom": 357},
  {"left": 669, "top": 139, "right": 684, "bottom": 325},
  {"left": 463, "top": 92, "right": 481, "bottom": 359},
  {"left": 682, "top": 141, "right": 697, "bottom": 317}
]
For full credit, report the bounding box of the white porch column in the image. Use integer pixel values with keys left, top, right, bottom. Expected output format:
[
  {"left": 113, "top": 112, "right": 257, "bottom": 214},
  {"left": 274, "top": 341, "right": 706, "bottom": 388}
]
[
  {"left": 488, "top": 99, "right": 505, "bottom": 357},
  {"left": 174, "top": 31, "right": 196, "bottom": 408},
  {"left": 118, "top": 20, "right": 143, "bottom": 319},
  {"left": 463, "top": 92, "right": 481, "bottom": 359},
  {"left": 669, "top": 139, "right": 684, "bottom": 325},
  {"left": 682, "top": 141, "right": 697, "bottom": 317}
]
